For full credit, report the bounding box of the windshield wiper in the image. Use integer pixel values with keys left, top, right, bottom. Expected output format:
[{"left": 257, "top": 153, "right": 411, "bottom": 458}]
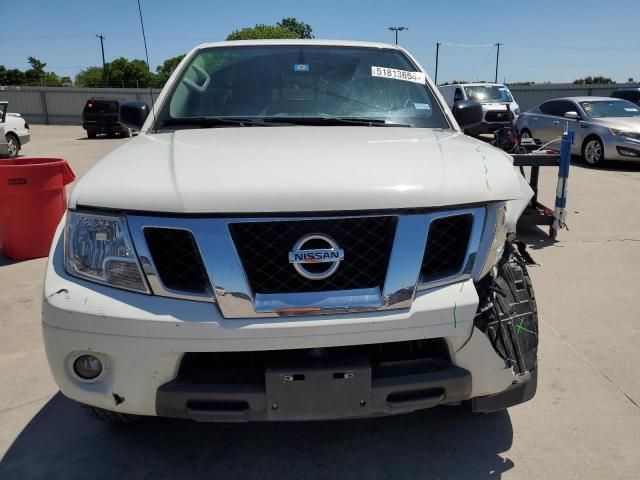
[
  {"left": 160, "top": 117, "right": 279, "bottom": 128},
  {"left": 263, "top": 117, "right": 412, "bottom": 127}
]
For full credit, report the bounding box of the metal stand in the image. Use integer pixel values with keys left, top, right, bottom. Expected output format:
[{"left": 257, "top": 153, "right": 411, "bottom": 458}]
[{"left": 511, "top": 131, "right": 574, "bottom": 239}]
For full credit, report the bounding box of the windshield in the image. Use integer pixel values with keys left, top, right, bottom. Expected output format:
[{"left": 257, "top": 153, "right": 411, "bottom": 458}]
[
  {"left": 580, "top": 100, "right": 640, "bottom": 118},
  {"left": 155, "top": 45, "right": 449, "bottom": 129},
  {"left": 464, "top": 85, "right": 513, "bottom": 103}
]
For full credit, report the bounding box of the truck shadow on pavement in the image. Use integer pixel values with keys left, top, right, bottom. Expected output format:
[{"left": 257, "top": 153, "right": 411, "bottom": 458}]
[{"left": 1, "top": 392, "right": 514, "bottom": 480}]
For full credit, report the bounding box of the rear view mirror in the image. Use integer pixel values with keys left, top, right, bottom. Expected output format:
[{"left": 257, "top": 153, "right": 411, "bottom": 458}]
[
  {"left": 452, "top": 100, "right": 483, "bottom": 130},
  {"left": 119, "top": 101, "right": 150, "bottom": 130},
  {"left": 564, "top": 111, "right": 580, "bottom": 120}
]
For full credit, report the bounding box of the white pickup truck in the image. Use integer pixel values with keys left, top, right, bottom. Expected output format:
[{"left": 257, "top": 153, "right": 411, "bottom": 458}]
[
  {"left": 43, "top": 40, "right": 538, "bottom": 423},
  {"left": 0, "top": 101, "right": 30, "bottom": 157},
  {"left": 439, "top": 83, "right": 520, "bottom": 136}
]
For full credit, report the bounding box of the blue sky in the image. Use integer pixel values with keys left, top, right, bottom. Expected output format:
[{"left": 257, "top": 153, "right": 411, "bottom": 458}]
[{"left": 2, "top": 0, "right": 639, "bottom": 84}]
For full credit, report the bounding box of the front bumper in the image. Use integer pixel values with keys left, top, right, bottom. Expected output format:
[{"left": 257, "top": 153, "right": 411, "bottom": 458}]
[
  {"left": 605, "top": 137, "right": 640, "bottom": 161},
  {"left": 43, "top": 225, "right": 517, "bottom": 419},
  {"left": 18, "top": 132, "right": 30, "bottom": 146}
]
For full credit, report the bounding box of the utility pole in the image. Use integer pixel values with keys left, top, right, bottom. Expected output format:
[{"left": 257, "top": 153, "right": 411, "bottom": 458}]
[
  {"left": 494, "top": 42, "right": 503, "bottom": 83},
  {"left": 388, "top": 26, "right": 408, "bottom": 45},
  {"left": 434, "top": 42, "right": 441, "bottom": 85},
  {"left": 96, "top": 34, "right": 106, "bottom": 86}
]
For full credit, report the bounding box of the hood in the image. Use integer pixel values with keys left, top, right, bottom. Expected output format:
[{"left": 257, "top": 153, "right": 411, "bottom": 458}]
[
  {"left": 70, "top": 127, "right": 527, "bottom": 214},
  {"left": 591, "top": 116, "right": 640, "bottom": 131}
]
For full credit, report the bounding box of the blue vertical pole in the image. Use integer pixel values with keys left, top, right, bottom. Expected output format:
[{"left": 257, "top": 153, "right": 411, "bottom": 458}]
[{"left": 552, "top": 130, "right": 574, "bottom": 234}]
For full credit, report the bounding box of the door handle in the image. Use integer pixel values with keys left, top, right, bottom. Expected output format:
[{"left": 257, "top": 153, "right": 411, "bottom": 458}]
[
  {"left": 553, "top": 121, "right": 560, "bottom": 125},
  {"left": 532, "top": 117, "right": 538, "bottom": 121},
  {"left": 581, "top": 124, "right": 589, "bottom": 128}
]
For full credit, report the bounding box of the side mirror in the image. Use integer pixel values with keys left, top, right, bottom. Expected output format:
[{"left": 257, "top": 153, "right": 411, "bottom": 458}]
[
  {"left": 119, "top": 101, "right": 150, "bottom": 130},
  {"left": 564, "top": 111, "right": 580, "bottom": 120},
  {"left": 452, "top": 100, "right": 483, "bottom": 130}
]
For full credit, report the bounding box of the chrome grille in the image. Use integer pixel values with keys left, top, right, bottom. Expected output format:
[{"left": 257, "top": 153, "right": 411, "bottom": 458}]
[
  {"left": 229, "top": 217, "right": 397, "bottom": 294},
  {"left": 127, "top": 207, "right": 486, "bottom": 318}
]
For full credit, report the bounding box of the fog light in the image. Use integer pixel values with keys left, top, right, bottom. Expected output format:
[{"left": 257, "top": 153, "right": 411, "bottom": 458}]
[
  {"left": 617, "top": 147, "right": 640, "bottom": 157},
  {"left": 73, "top": 355, "right": 103, "bottom": 379}
]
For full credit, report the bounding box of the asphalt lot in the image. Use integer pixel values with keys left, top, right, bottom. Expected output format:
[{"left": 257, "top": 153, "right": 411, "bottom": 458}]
[{"left": 1, "top": 125, "right": 639, "bottom": 479}]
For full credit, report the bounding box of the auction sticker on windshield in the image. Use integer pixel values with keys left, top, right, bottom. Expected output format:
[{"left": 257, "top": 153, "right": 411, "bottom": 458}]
[{"left": 371, "top": 66, "right": 425, "bottom": 84}]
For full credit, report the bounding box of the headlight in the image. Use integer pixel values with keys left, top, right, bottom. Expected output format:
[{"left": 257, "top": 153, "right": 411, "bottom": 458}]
[
  {"left": 474, "top": 203, "right": 507, "bottom": 280},
  {"left": 610, "top": 128, "right": 640, "bottom": 141},
  {"left": 64, "top": 211, "right": 149, "bottom": 293}
]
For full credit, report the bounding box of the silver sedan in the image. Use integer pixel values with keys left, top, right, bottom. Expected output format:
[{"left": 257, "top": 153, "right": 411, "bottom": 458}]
[{"left": 515, "top": 96, "right": 640, "bottom": 166}]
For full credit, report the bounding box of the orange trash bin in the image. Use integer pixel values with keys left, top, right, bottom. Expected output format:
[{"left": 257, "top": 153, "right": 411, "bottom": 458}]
[{"left": 0, "top": 158, "right": 76, "bottom": 260}]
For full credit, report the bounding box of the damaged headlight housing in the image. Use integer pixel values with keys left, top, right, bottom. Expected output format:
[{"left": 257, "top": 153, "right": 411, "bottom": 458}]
[
  {"left": 64, "top": 212, "right": 149, "bottom": 293},
  {"left": 474, "top": 203, "right": 508, "bottom": 280}
]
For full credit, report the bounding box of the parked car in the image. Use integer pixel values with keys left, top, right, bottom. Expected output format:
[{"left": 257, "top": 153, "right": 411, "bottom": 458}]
[
  {"left": 43, "top": 40, "right": 539, "bottom": 423},
  {"left": 0, "top": 101, "right": 30, "bottom": 157},
  {"left": 516, "top": 96, "right": 640, "bottom": 165},
  {"left": 611, "top": 87, "right": 640, "bottom": 106},
  {"left": 81, "top": 97, "right": 132, "bottom": 138},
  {"left": 439, "top": 83, "right": 520, "bottom": 136}
]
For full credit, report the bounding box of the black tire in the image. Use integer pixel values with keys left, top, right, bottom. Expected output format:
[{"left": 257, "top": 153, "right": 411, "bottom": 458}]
[
  {"left": 4, "top": 133, "right": 20, "bottom": 157},
  {"left": 121, "top": 128, "right": 132, "bottom": 138},
  {"left": 84, "top": 405, "right": 141, "bottom": 424},
  {"left": 581, "top": 136, "right": 605, "bottom": 166},
  {"left": 87, "top": 129, "right": 97, "bottom": 139}
]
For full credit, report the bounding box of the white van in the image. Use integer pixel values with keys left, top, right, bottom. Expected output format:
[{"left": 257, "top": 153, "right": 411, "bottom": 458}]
[{"left": 439, "top": 83, "right": 519, "bottom": 136}]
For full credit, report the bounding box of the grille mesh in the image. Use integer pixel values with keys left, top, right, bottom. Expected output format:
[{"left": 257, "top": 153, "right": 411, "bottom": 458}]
[
  {"left": 229, "top": 217, "right": 397, "bottom": 294},
  {"left": 485, "top": 110, "right": 514, "bottom": 122},
  {"left": 144, "top": 228, "right": 210, "bottom": 294},
  {"left": 421, "top": 214, "right": 473, "bottom": 281}
]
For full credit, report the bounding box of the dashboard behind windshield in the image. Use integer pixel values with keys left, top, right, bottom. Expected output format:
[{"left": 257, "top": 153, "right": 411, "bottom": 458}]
[
  {"left": 580, "top": 100, "right": 640, "bottom": 118},
  {"left": 155, "top": 45, "right": 449, "bottom": 129}
]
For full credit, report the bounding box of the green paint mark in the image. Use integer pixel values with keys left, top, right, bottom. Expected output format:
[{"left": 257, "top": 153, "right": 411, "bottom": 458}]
[
  {"left": 515, "top": 318, "right": 537, "bottom": 336},
  {"left": 483, "top": 164, "right": 488, "bottom": 174},
  {"left": 453, "top": 302, "right": 458, "bottom": 328},
  {"left": 459, "top": 282, "right": 465, "bottom": 293},
  {"left": 485, "top": 178, "right": 492, "bottom": 191}
]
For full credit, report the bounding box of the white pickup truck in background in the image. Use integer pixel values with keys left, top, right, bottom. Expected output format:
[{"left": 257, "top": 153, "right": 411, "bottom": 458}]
[
  {"left": 439, "top": 83, "right": 520, "bottom": 137},
  {"left": 0, "top": 101, "right": 31, "bottom": 157}
]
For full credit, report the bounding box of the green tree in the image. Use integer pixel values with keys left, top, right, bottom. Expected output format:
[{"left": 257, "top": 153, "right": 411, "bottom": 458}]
[
  {"left": 76, "top": 58, "right": 156, "bottom": 88},
  {"left": 106, "top": 57, "right": 155, "bottom": 87},
  {"left": 573, "top": 76, "right": 614, "bottom": 85},
  {"left": 154, "top": 54, "right": 186, "bottom": 87},
  {"left": 24, "top": 56, "right": 47, "bottom": 84},
  {"left": 75, "top": 67, "right": 105, "bottom": 87},
  {"left": 277, "top": 17, "right": 314, "bottom": 39},
  {"left": 0, "top": 66, "right": 27, "bottom": 86},
  {"left": 226, "top": 24, "right": 298, "bottom": 41}
]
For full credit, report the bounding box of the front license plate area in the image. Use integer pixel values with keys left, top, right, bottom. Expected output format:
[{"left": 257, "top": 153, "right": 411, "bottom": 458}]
[{"left": 265, "top": 358, "right": 372, "bottom": 420}]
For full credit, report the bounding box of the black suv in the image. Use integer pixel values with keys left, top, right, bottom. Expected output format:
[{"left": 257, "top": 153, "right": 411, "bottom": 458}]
[
  {"left": 611, "top": 88, "right": 640, "bottom": 106},
  {"left": 81, "top": 97, "right": 132, "bottom": 138}
]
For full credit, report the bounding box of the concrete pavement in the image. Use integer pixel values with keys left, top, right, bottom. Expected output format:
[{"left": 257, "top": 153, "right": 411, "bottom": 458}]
[{"left": 1, "top": 125, "right": 639, "bottom": 479}]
